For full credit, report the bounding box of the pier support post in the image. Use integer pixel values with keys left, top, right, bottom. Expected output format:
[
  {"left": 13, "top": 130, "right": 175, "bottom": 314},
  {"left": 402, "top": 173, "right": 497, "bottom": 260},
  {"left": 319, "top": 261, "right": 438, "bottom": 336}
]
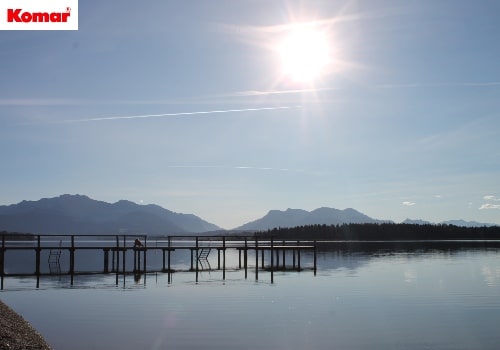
[
  {"left": 270, "top": 237, "right": 274, "bottom": 283},
  {"left": 261, "top": 248, "right": 264, "bottom": 269},
  {"left": 282, "top": 240, "right": 286, "bottom": 269},
  {"left": 222, "top": 236, "right": 226, "bottom": 280},
  {"left": 122, "top": 236, "right": 126, "bottom": 274},
  {"left": 314, "top": 241, "right": 317, "bottom": 275},
  {"left": 143, "top": 244, "right": 147, "bottom": 272},
  {"left": 133, "top": 248, "right": 138, "bottom": 272},
  {"left": 297, "top": 247, "right": 301, "bottom": 271},
  {"left": 138, "top": 249, "right": 141, "bottom": 272},
  {"left": 276, "top": 248, "right": 279, "bottom": 269},
  {"left": 115, "top": 236, "right": 119, "bottom": 285},
  {"left": 244, "top": 238, "right": 248, "bottom": 279},
  {"left": 255, "top": 237, "right": 258, "bottom": 281},
  {"left": 35, "top": 235, "right": 41, "bottom": 276},
  {"left": 0, "top": 235, "right": 4, "bottom": 289},
  {"left": 70, "top": 236, "right": 75, "bottom": 282},
  {"left": 195, "top": 237, "right": 199, "bottom": 283},
  {"left": 0, "top": 235, "right": 5, "bottom": 276},
  {"left": 103, "top": 249, "right": 109, "bottom": 273},
  {"left": 168, "top": 249, "right": 171, "bottom": 272}
]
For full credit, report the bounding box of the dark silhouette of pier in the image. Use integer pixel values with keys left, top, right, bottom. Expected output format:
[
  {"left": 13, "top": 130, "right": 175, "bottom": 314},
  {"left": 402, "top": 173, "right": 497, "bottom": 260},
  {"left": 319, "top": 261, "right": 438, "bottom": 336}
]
[{"left": 0, "top": 234, "right": 317, "bottom": 289}]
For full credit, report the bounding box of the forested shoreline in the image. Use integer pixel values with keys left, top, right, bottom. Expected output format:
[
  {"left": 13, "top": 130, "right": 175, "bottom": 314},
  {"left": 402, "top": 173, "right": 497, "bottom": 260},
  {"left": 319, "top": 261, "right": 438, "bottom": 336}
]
[{"left": 253, "top": 223, "right": 500, "bottom": 241}]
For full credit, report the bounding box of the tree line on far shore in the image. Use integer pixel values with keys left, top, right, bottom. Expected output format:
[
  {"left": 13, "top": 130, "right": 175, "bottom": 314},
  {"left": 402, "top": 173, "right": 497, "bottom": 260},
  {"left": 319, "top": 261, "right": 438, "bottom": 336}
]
[{"left": 253, "top": 223, "right": 500, "bottom": 241}]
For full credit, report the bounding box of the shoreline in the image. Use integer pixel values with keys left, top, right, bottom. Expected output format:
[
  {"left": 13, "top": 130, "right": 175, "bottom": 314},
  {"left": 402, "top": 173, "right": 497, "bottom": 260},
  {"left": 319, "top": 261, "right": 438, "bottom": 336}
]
[{"left": 0, "top": 300, "right": 52, "bottom": 350}]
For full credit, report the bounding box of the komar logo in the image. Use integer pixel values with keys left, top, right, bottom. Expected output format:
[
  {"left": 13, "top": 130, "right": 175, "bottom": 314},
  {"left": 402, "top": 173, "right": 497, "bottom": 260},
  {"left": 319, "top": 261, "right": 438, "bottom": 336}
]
[{"left": 1, "top": 0, "right": 78, "bottom": 30}]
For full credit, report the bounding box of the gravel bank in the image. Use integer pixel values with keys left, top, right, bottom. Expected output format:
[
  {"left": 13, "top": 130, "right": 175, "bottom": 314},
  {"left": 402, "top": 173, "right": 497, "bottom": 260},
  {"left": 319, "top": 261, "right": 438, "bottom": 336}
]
[{"left": 0, "top": 300, "right": 52, "bottom": 350}]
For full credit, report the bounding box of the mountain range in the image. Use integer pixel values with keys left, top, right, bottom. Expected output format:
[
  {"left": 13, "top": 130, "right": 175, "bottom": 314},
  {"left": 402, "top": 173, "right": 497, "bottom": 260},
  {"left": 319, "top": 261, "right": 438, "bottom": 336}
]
[
  {"left": 402, "top": 218, "right": 496, "bottom": 228},
  {"left": 0, "top": 195, "right": 496, "bottom": 235},
  {"left": 0, "top": 194, "right": 220, "bottom": 235}
]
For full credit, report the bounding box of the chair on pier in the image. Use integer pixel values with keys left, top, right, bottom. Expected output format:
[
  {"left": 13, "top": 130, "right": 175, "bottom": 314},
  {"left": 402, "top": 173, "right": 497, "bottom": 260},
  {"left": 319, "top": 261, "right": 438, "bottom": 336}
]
[{"left": 197, "top": 248, "right": 211, "bottom": 270}]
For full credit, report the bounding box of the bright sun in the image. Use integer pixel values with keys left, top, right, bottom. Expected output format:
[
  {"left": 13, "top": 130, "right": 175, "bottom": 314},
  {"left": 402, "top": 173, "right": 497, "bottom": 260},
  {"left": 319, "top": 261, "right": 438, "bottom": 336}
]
[{"left": 278, "top": 26, "right": 331, "bottom": 83}]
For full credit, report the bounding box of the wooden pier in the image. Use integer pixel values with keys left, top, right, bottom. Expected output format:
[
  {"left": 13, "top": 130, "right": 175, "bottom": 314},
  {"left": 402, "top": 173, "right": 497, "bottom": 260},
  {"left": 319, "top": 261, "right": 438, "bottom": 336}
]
[{"left": 0, "top": 234, "right": 317, "bottom": 289}]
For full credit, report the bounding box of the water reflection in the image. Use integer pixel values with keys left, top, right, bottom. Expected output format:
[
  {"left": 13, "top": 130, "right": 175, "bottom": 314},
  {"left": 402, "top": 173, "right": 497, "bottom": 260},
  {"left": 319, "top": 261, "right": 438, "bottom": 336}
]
[
  {"left": 1, "top": 243, "right": 500, "bottom": 350},
  {"left": 482, "top": 265, "right": 500, "bottom": 287}
]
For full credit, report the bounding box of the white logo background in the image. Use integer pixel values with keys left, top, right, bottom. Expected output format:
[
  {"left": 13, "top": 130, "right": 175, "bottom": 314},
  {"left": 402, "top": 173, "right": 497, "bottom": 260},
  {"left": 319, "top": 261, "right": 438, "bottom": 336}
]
[{"left": 1, "top": 0, "right": 78, "bottom": 30}]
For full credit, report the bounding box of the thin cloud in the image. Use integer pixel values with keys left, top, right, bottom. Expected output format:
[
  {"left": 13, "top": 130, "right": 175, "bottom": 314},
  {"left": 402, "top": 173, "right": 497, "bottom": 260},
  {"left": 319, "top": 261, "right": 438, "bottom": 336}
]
[
  {"left": 479, "top": 204, "right": 500, "bottom": 210},
  {"left": 0, "top": 98, "right": 85, "bottom": 106},
  {"left": 484, "top": 195, "right": 500, "bottom": 201},
  {"left": 57, "top": 105, "right": 301, "bottom": 123},
  {"left": 402, "top": 201, "right": 416, "bottom": 206}
]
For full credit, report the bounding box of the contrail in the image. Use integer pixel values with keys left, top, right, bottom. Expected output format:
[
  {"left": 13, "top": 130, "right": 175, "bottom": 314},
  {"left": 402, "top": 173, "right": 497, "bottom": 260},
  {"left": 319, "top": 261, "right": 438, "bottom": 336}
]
[
  {"left": 233, "top": 87, "right": 339, "bottom": 96},
  {"left": 167, "top": 165, "right": 304, "bottom": 173},
  {"left": 61, "top": 105, "right": 301, "bottom": 123},
  {"left": 376, "top": 82, "right": 500, "bottom": 89}
]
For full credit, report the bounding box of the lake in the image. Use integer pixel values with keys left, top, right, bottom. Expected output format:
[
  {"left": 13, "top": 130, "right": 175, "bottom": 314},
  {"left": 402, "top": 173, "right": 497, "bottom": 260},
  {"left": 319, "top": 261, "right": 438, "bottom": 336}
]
[{"left": 1, "top": 241, "right": 500, "bottom": 349}]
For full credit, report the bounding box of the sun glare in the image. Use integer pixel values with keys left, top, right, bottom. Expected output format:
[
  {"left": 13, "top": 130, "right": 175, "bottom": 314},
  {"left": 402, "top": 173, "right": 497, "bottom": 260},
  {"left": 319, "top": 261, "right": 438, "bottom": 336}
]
[{"left": 278, "top": 26, "right": 331, "bottom": 83}]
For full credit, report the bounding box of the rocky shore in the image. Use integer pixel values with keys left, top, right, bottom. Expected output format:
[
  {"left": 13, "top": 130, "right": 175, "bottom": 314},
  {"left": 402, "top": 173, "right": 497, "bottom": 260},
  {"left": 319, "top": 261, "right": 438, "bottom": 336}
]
[{"left": 0, "top": 300, "right": 52, "bottom": 350}]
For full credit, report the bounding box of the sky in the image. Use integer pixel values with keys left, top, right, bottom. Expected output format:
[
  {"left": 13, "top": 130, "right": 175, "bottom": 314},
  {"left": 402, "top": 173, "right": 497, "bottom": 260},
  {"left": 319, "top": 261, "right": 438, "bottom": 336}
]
[{"left": 1, "top": 0, "right": 500, "bottom": 229}]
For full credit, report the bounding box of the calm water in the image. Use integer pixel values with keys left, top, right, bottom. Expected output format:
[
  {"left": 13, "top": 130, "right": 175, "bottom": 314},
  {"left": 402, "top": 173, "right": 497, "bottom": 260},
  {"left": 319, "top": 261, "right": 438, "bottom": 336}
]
[{"left": 1, "top": 243, "right": 500, "bottom": 349}]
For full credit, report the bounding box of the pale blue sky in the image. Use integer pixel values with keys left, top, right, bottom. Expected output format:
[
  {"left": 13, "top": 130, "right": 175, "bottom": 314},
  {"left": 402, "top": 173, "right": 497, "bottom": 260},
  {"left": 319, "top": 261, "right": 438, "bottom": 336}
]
[{"left": 1, "top": 0, "right": 499, "bottom": 228}]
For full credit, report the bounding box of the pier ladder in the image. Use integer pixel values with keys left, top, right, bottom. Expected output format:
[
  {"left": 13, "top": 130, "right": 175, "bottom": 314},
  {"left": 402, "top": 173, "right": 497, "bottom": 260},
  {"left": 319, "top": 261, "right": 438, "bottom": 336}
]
[{"left": 197, "top": 248, "right": 211, "bottom": 270}]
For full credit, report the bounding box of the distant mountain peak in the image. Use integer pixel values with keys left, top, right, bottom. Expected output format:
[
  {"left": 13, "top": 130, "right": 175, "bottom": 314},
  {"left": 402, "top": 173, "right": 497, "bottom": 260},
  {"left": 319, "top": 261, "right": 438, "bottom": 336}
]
[{"left": 234, "top": 207, "right": 387, "bottom": 231}]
